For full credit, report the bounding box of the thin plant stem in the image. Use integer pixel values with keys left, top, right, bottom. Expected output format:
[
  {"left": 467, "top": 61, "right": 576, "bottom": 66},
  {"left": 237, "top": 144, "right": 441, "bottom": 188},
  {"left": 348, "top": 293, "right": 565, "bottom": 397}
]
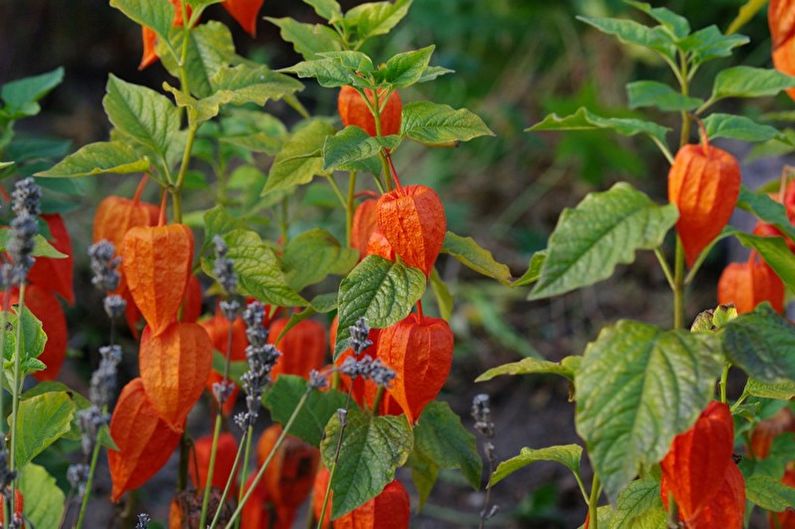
[
  {"left": 207, "top": 429, "right": 248, "bottom": 529},
  {"left": 587, "top": 473, "right": 601, "bottom": 529},
  {"left": 316, "top": 392, "right": 353, "bottom": 529},
  {"left": 346, "top": 172, "right": 357, "bottom": 246},
  {"left": 74, "top": 429, "right": 102, "bottom": 529},
  {"left": 325, "top": 175, "right": 348, "bottom": 211},
  {"left": 9, "top": 282, "right": 26, "bottom": 515},
  {"left": 232, "top": 425, "right": 254, "bottom": 529},
  {"left": 198, "top": 414, "right": 223, "bottom": 529},
  {"left": 223, "top": 389, "right": 313, "bottom": 529},
  {"left": 720, "top": 364, "right": 730, "bottom": 403},
  {"left": 654, "top": 248, "right": 675, "bottom": 290},
  {"left": 673, "top": 237, "right": 685, "bottom": 330},
  {"left": 280, "top": 197, "right": 289, "bottom": 243}
]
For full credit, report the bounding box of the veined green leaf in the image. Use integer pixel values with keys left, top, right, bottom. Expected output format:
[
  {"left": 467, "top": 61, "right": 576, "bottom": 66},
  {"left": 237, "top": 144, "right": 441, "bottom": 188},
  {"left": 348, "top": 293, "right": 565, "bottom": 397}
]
[
  {"left": 441, "top": 232, "right": 512, "bottom": 285},
  {"left": 343, "top": 0, "right": 413, "bottom": 44},
  {"left": 1, "top": 67, "right": 64, "bottom": 118},
  {"left": 18, "top": 463, "right": 65, "bottom": 529},
  {"left": 476, "top": 357, "right": 577, "bottom": 382},
  {"left": 746, "top": 378, "right": 795, "bottom": 400},
  {"left": 378, "top": 46, "right": 435, "bottom": 87},
  {"left": 282, "top": 228, "right": 358, "bottom": 291},
  {"left": 35, "top": 141, "right": 150, "bottom": 177},
  {"left": 624, "top": 2, "right": 690, "bottom": 38},
  {"left": 9, "top": 391, "right": 76, "bottom": 468},
  {"left": 611, "top": 478, "right": 667, "bottom": 529},
  {"left": 710, "top": 66, "right": 795, "bottom": 102},
  {"left": 489, "top": 444, "right": 582, "bottom": 486},
  {"left": 679, "top": 26, "right": 748, "bottom": 64},
  {"left": 626, "top": 81, "right": 703, "bottom": 112},
  {"left": 402, "top": 101, "right": 494, "bottom": 145},
  {"left": 322, "top": 126, "right": 399, "bottom": 172},
  {"left": 577, "top": 15, "right": 676, "bottom": 60},
  {"left": 264, "top": 119, "right": 335, "bottom": 194},
  {"left": 528, "top": 107, "right": 670, "bottom": 145},
  {"left": 266, "top": 17, "right": 343, "bottom": 61},
  {"left": 704, "top": 113, "right": 779, "bottom": 143},
  {"left": 736, "top": 186, "right": 795, "bottom": 241},
  {"left": 734, "top": 232, "right": 795, "bottom": 291},
  {"left": 723, "top": 304, "right": 795, "bottom": 384},
  {"left": 746, "top": 474, "right": 795, "bottom": 511},
  {"left": 110, "top": 0, "right": 174, "bottom": 39}
]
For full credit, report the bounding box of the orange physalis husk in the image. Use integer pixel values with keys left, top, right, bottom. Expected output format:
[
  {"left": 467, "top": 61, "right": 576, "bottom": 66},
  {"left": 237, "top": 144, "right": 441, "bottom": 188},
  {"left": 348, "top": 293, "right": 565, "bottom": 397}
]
[
  {"left": 366, "top": 229, "right": 396, "bottom": 262},
  {"left": 774, "top": 39, "right": 795, "bottom": 100},
  {"left": 182, "top": 274, "right": 203, "bottom": 323},
  {"left": 769, "top": 467, "right": 795, "bottom": 528},
  {"left": 770, "top": 0, "right": 795, "bottom": 50},
  {"left": 27, "top": 214, "right": 74, "bottom": 305},
  {"left": 255, "top": 424, "right": 320, "bottom": 512},
  {"left": 222, "top": 0, "right": 265, "bottom": 37},
  {"left": 377, "top": 314, "right": 454, "bottom": 423},
  {"left": 268, "top": 318, "right": 327, "bottom": 381},
  {"left": 93, "top": 195, "right": 153, "bottom": 247},
  {"left": 241, "top": 473, "right": 297, "bottom": 529},
  {"left": 334, "top": 479, "right": 411, "bottom": 529},
  {"left": 338, "top": 86, "right": 403, "bottom": 137},
  {"left": 109, "top": 378, "right": 182, "bottom": 502},
  {"left": 752, "top": 221, "right": 795, "bottom": 252},
  {"left": 681, "top": 463, "right": 745, "bottom": 529},
  {"left": 311, "top": 467, "right": 332, "bottom": 529},
  {"left": 139, "top": 321, "right": 212, "bottom": 430},
  {"left": 660, "top": 401, "right": 736, "bottom": 523},
  {"left": 750, "top": 408, "right": 795, "bottom": 459},
  {"left": 717, "top": 255, "right": 785, "bottom": 314},
  {"left": 351, "top": 199, "right": 379, "bottom": 260},
  {"left": 120, "top": 223, "right": 194, "bottom": 336},
  {"left": 376, "top": 184, "right": 447, "bottom": 276},
  {"left": 0, "top": 490, "right": 23, "bottom": 525},
  {"left": 189, "top": 432, "right": 240, "bottom": 492},
  {"left": 8, "top": 285, "right": 68, "bottom": 381},
  {"left": 668, "top": 142, "right": 741, "bottom": 267}
]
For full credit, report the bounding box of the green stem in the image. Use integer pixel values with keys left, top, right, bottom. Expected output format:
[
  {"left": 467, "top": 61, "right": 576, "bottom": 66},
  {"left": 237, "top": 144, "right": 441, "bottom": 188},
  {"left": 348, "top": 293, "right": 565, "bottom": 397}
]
[
  {"left": 587, "top": 473, "right": 601, "bottom": 529},
  {"left": 223, "top": 389, "right": 313, "bottom": 529},
  {"left": 233, "top": 425, "right": 254, "bottom": 529},
  {"left": 720, "top": 364, "right": 730, "bottom": 403},
  {"left": 573, "top": 471, "right": 589, "bottom": 504},
  {"left": 325, "top": 175, "right": 348, "bottom": 211},
  {"left": 317, "top": 392, "right": 352, "bottom": 529},
  {"left": 673, "top": 237, "right": 685, "bottom": 330},
  {"left": 9, "top": 282, "right": 26, "bottom": 515},
  {"left": 371, "top": 386, "right": 385, "bottom": 415},
  {"left": 654, "top": 248, "right": 675, "bottom": 291},
  {"left": 0, "top": 288, "right": 11, "bottom": 441},
  {"left": 207, "top": 429, "right": 248, "bottom": 529},
  {"left": 74, "top": 430, "right": 102, "bottom": 529},
  {"left": 345, "top": 172, "right": 357, "bottom": 247},
  {"left": 280, "top": 197, "right": 289, "bottom": 243},
  {"left": 198, "top": 414, "right": 223, "bottom": 529}
]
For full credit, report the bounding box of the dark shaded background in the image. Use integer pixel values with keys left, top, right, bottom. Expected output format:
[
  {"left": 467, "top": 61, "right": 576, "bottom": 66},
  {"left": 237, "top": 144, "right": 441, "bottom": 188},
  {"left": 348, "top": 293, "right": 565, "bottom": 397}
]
[{"left": 0, "top": 0, "right": 790, "bottom": 527}]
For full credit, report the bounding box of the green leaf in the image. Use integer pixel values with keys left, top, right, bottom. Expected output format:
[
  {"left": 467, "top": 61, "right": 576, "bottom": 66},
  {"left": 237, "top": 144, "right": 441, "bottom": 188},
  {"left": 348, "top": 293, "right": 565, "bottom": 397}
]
[
  {"left": 513, "top": 251, "right": 546, "bottom": 287},
  {"left": 334, "top": 255, "right": 426, "bottom": 357},
  {"left": 417, "top": 65, "right": 455, "bottom": 83},
  {"left": 0, "top": 162, "right": 13, "bottom": 170},
  {"left": 408, "top": 449, "right": 438, "bottom": 509},
  {"left": 322, "top": 126, "right": 399, "bottom": 172},
  {"left": 575, "top": 320, "right": 722, "bottom": 499},
  {"left": 401, "top": 101, "right": 494, "bottom": 145},
  {"left": 18, "top": 463, "right": 65, "bottom": 529},
  {"left": 529, "top": 183, "right": 678, "bottom": 300},
  {"left": 476, "top": 357, "right": 576, "bottom": 382},
  {"left": 711, "top": 67, "right": 795, "bottom": 102},
  {"left": 264, "top": 119, "right": 335, "bottom": 194},
  {"left": 103, "top": 75, "right": 179, "bottom": 158},
  {"left": 110, "top": 0, "right": 174, "bottom": 39},
  {"left": 0, "top": 231, "right": 67, "bottom": 259},
  {"left": 1, "top": 67, "right": 64, "bottom": 118},
  {"left": 262, "top": 375, "right": 349, "bottom": 446},
  {"left": 282, "top": 228, "right": 359, "bottom": 291},
  {"left": 624, "top": 2, "right": 690, "bottom": 38},
  {"left": 527, "top": 107, "right": 670, "bottom": 146},
  {"left": 577, "top": 16, "right": 676, "bottom": 60},
  {"left": 490, "top": 444, "right": 582, "bottom": 487},
  {"left": 214, "top": 229, "right": 307, "bottom": 307},
  {"left": 303, "top": 0, "right": 343, "bottom": 21},
  {"left": 441, "top": 232, "right": 511, "bottom": 285},
  {"left": 737, "top": 186, "right": 795, "bottom": 242},
  {"left": 728, "top": 0, "right": 769, "bottom": 35},
  {"left": 320, "top": 407, "right": 413, "bottom": 518},
  {"left": 378, "top": 46, "right": 435, "bottom": 87},
  {"left": 10, "top": 391, "right": 76, "bottom": 468},
  {"left": 2, "top": 306, "right": 47, "bottom": 365},
  {"left": 746, "top": 474, "right": 795, "bottom": 511},
  {"left": 703, "top": 113, "right": 779, "bottom": 143},
  {"left": 35, "top": 141, "right": 150, "bottom": 177},
  {"left": 746, "top": 378, "right": 795, "bottom": 400},
  {"left": 414, "top": 401, "right": 482, "bottom": 489},
  {"left": 611, "top": 478, "right": 667, "bottom": 529},
  {"left": 723, "top": 304, "right": 795, "bottom": 383},
  {"left": 429, "top": 268, "right": 453, "bottom": 321},
  {"left": 211, "top": 351, "right": 247, "bottom": 386},
  {"left": 266, "top": 18, "right": 343, "bottom": 61},
  {"left": 680, "top": 26, "right": 749, "bottom": 64},
  {"left": 281, "top": 52, "right": 374, "bottom": 88},
  {"left": 343, "top": 0, "right": 413, "bottom": 43},
  {"left": 734, "top": 232, "right": 795, "bottom": 291},
  {"left": 626, "top": 81, "right": 703, "bottom": 112}
]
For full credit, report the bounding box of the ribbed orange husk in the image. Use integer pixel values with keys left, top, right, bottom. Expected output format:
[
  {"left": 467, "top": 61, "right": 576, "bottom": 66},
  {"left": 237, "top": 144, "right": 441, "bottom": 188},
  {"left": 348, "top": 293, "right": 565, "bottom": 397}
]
[
  {"left": 93, "top": 196, "right": 152, "bottom": 248},
  {"left": 268, "top": 318, "right": 327, "bottom": 381},
  {"left": 668, "top": 144, "right": 741, "bottom": 267},
  {"left": 182, "top": 275, "right": 203, "bottom": 323},
  {"left": 27, "top": 214, "right": 74, "bottom": 305},
  {"left": 109, "top": 378, "right": 182, "bottom": 501},
  {"left": 681, "top": 463, "right": 745, "bottom": 529},
  {"left": 338, "top": 86, "right": 402, "bottom": 137},
  {"left": 750, "top": 408, "right": 795, "bottom": 459},
  {"left": 660, "top": 402, "right": 735, "bottom": 523},
  {"left": 222, "top": 0, "right": 265, "bottom": 36},
  {"left": 770, "top": 0, "right": 795, "bottom": 49},
  {"left": 376, "top": 185, "right": 447, "bottom": 276},
  {"left": 377, "top": 314, "right": 454, "bottom": 423},
  {"left": 717, "top": 259, "right": 785, "bottom": 314},
  {"left": 769, "top": 467, "right": 795, "bottom": 528},
  {"left": 139, "top": 321, "right": 212, "bottom": 430},
  {"left": 334, "top": 480, "right": 411, "bottom": 529},
  {"left": 255, "top": 424, "right": 320, "bottom": 512},
  {"left": 241, "top": 473, "right": 297, "bottom": 529},
  {"left": 120, "top": 224, "right": 194, "bottom": 335},
  {"left": 351, "top": 199, "right": 379, "bottom": 260},
  {"left": 311, "top": 467, "right": 332, "bottom": 529},
  {"left": 366, "top": 229, "right": 396, "bottom": 261},
  {"left": 330, "top": 317, "right": 403, "bottom": 416},
  {"left": 774, "top": 37, "right": 795, "bottom": 100},
  {"left": 189, "top": 432, "right": 239, "bottom": 492},
  {"left": 7, "top": 286, "right": 67, "bottom": 381}
]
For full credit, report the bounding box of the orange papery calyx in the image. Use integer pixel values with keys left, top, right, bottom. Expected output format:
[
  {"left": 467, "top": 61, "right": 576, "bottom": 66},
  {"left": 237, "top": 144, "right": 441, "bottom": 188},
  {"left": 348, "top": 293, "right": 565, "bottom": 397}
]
[
  {"left": 717, "top": 252, "right": 785, "bottom": 314},
  {"left": 268, "top": 318, "right": 327, "bottom": 381},
  {"left": 255, "top": 424, "right": 320, "bottom": 512},
  {"left": 189, "top": 432, "right": 240, "bottom": 492},
  {"left": 333, "top": 480, "right": 411, "bottom": 529},
  {"left": 668, "top": 130, "right": 741, "bottom": 268},
  {"left": 338, "top": 86, "right": 403, "bottom": 137},
  {"left": 27, "top": 213, "right": 74, "bottom": 305}
]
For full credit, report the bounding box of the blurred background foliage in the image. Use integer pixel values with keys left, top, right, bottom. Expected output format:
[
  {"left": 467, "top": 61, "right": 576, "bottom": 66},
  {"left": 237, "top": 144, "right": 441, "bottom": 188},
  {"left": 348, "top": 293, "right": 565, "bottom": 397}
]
[{"left": 0, "top": 0, "right": 789, "bottom": 527}]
